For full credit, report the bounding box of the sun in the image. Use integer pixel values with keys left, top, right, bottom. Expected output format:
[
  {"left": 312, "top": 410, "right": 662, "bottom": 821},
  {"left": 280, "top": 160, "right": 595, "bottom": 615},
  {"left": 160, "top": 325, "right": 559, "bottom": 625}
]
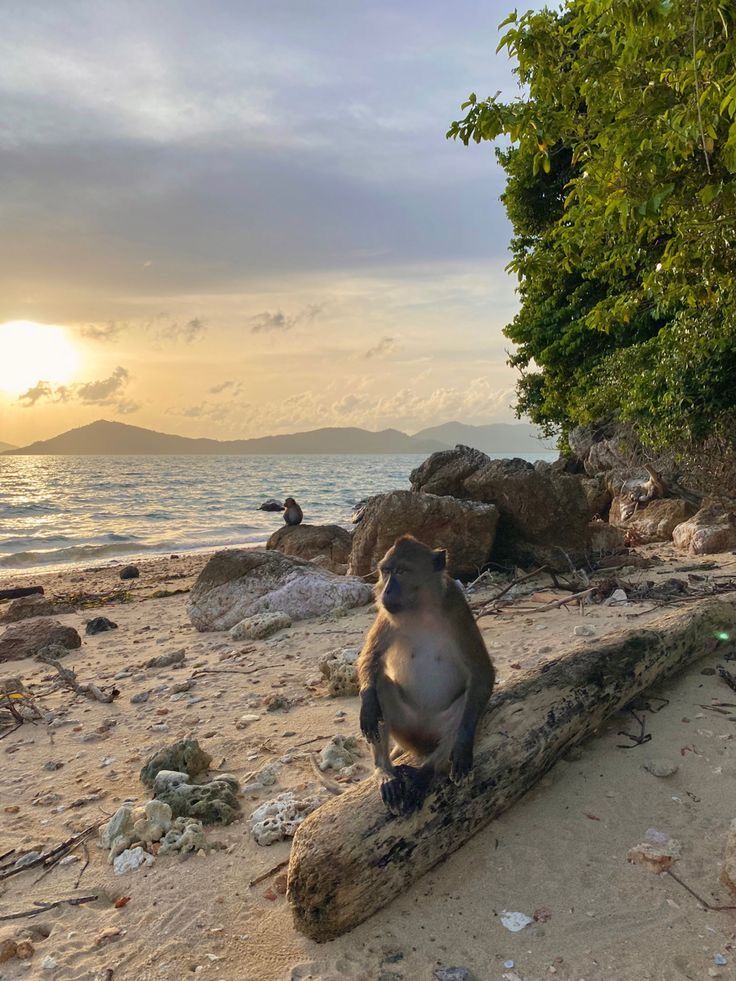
[{"left": 0, "top": 320, "right": 82, "bottom": 396}]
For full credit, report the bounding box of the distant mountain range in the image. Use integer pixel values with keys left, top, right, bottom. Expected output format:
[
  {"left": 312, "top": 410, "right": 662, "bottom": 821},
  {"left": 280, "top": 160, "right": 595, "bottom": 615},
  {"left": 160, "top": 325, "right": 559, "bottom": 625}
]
[
  {"left": 0, "top": 441, "right": 16, "bottom": 453},
  {"left": 1, "top": 419, "right": 555, "bottom": 456}
]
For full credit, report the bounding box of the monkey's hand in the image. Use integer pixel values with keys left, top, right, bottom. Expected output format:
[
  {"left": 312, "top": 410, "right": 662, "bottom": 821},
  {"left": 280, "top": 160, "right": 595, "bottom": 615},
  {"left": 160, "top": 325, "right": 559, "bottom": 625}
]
[
  {"left": 359, "top": 686, "right": 382, "bottom": 743},
  {"left": 449, "top": 738, "right": 473, "bottom": 785}
]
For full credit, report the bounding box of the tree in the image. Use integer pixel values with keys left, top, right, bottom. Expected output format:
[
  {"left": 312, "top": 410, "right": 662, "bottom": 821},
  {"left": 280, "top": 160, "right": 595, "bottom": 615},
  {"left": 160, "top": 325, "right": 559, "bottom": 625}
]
[{"left": 448, "top": 0, "right": 736, "bottom": 450}]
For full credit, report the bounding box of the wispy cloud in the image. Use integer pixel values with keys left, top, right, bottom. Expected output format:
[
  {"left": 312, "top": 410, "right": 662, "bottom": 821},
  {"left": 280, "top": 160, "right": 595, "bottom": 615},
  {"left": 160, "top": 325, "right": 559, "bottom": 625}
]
[
  {"left": 79, "top": 321, "right": 127, "bottom": 343},
  {"left": 249, "top": 303, "right": 323, "bottom": 334},
  {"left": 18, "top": 366, "right": 138, "bottom": 414},
  {"left": 162, "top": 318, "right": 207, "bottom": 343},
  {"left": 363, "top": 335, "right": 397, "bottom": 359},
  {"left": 208, "top": 380, "right": 243, "bottom": 395}
]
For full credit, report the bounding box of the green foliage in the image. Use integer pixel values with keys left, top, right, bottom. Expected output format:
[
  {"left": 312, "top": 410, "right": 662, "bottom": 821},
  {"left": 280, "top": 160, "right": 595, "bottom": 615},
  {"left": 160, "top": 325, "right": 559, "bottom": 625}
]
[{"left": 448, "top": 0, "right": 736, "bottom": 448}]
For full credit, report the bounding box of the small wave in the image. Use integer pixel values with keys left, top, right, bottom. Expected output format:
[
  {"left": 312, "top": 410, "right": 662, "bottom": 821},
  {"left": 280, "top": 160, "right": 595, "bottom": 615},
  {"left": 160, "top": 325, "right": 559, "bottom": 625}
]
[{"left": 0, "top": 541, "right": 154, "bottom": 569}]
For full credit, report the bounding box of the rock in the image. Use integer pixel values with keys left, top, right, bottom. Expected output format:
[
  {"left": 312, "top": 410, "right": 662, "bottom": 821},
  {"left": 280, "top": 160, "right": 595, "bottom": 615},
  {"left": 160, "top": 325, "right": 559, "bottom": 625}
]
[
  {"left": 41, "top": 954, "right": 58, "bottom": 971},
  {"left": 460, "top": 459, "right": 597, "bottom": 571},
  {"left": 348, "top": 490, "right": 499, "bottom": 579},
  {"left": 433, "top": 969, "right": 475, "bottom": 981},
  {"left": 581, "top": 477, "right": 612, "bottom": 518},
  {"left": 409, "top": 444, "right": 491, "bottom": 497},
  {"left": 0, "top": 618, "right": 81, "bottom": 663},
  {"left": 187, "top": 549, "right": 372, "bottom": 631},
  {"left": 130, "top": 691, "right": 150, "bottom": 704},
  {"left": 351, "top": 499, "right": 368, "bottom": 524},
  {"left": 113, "top": 846, "right": 154, "bottom": 875},
  {"left": 719, "top": 819, "right": 736, "bottom": 895},
  {"left": 267, "top": 524, "right": 352, "bottom": 574},
  {"left": 101, "top": 805, "right": 135, "bottom": 851},
  {"left": 15, "top": 939, "right": 34, "bottom": 960},
  {"left": 229, "top": 611, "right": 292, "bottom": 641},
  {"left": 120, "top": 565, "right": 140, "bottom": 580},
  {"left": 140, "top": 739, "right": 212, "bottom": 787},
  {"left": 318, "top": 735, "right": 361, "bottom": 771},
  {"left": 158, "top": 816, "right": 207, "bottom": 854},
  {"left": 588, "top": 520, "right": 627, "bottom": 554},
  {"left": 259, "top": 499, "right": 285, "bottom": 512},
  {"left": 644, "top": 758, "right": 678, "bottom": 778},
  {"left": 86, "top": 617, "right": 118, "bottom": 635},
  {"left": 627, "top": 837, "right": 681, "bottom": 872},
  {"left": 319, "top": 647, "right": 360, "bottom": 696},
  {"left": 573, "top": 625, "right": 595, "bottom": 637},
  {"left": 605, "top": 588, "right": 628, "bottom": 605},
  {"left": 250, "top": 791, "right": 325, "bottom": 845},
  {"left": 132, "top": 800, "right": 173, "bottom": 844},
  {"left": 610, "top": 497, "right": 696, "bottom": 543},
  {"left": 144, "top": 649, "right": 185, "bottom": 668},
  {"left": 0, "top": 595, "right": 75, "bottom": 624},
  {"left": 673, "top": 502, "right": 736, "bottom": 555},
  {"left": 153, "top": 773, "right": 240, "bottom": 825},
  {"left": 0, "top": 939, "right": 18, "bottom": 964}
]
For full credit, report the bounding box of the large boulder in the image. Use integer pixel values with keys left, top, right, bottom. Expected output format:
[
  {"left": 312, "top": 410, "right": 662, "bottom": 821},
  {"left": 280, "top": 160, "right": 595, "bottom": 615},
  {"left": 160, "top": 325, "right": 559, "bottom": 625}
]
[
  {"left": 267, "top": 524, "right": 352, "bottom": 574},
  {"left": 461, "top": 458, "right": 594, "bottom": 571},
  {"left": 409, "top": 445, "right": 490, "bottom": 498},
  {"left": 610, "top": 497, "right": 696, "bottom": 543},
  {"left": 187, "top": 549, "right": 372, "bottom": 631},
  {"left": 0, "top": 618, "right": 81, "bottom": 663},
  {"left": 672, "top": 502, "right": 736, "bottom": 555},
  {"left": 347, "top": 490, "right": 498, "bottom": 580}
]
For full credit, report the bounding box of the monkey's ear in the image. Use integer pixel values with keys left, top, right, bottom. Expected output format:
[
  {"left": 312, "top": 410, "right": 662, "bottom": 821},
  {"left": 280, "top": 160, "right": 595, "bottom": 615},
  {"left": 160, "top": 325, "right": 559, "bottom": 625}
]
[{"left": 432, "top": 549, "right": 447, "bottom": 571}]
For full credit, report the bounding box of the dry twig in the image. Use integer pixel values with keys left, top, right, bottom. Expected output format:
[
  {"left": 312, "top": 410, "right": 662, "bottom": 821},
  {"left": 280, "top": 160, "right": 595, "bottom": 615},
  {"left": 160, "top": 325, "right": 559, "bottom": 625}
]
[{"left": 0, "top": 895, "right": 98, "bottom": 921}]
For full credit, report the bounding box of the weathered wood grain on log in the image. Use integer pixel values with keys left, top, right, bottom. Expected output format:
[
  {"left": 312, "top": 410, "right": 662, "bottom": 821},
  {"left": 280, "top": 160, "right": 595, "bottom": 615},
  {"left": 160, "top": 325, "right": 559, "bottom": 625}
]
[{"left": 288, "top": 599, "right": 736, "bottom": 941}]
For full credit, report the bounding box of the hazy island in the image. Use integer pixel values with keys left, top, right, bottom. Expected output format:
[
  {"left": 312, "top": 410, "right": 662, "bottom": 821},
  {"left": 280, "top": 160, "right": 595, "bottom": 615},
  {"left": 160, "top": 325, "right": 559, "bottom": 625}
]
[{"left": 1, "top": 418, "right": 554, "bottom": 456}]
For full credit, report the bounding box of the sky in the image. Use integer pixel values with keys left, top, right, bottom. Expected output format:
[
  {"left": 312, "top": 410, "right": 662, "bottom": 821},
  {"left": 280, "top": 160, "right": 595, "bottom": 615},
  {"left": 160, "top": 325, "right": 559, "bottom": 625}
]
[{"left": 0, "top": 0, "right": 534, "bottom": 446}]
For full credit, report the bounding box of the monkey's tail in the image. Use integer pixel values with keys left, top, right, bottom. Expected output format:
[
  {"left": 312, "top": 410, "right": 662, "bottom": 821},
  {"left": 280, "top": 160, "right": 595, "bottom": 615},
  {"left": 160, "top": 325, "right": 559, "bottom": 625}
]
[{"left": 308, "top": 753, "right": 344, "bottom": 795}]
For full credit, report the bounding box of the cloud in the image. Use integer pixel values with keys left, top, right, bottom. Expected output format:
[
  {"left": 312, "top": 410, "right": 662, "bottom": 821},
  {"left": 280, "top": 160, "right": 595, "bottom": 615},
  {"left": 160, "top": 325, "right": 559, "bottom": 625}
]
[
  {"left": 75, "top": 366, "right": 130, "bottom": 403},
  {"left": 249, "top": 303, "right": 323, "bottom": 334},
  {"left": 363, "top": 335, "right": 397, "bottom": 360},
  {"left": 17, "top": 365, "right": 138, "bottom": 414},
  {"left": 331, "top": 393, "right": 365, "bottom": 414},
  {"left": 18, "top": 380, "right": 53, "bottom": 406},
  {"left": 208, "top": 380, "right": 242, "bottom": 395},
  {"left": 162, "top": 318, "right": 207, "bottom": 343},
  {"left": 79, "top": 321, "right": 126, "bottom": 343}
]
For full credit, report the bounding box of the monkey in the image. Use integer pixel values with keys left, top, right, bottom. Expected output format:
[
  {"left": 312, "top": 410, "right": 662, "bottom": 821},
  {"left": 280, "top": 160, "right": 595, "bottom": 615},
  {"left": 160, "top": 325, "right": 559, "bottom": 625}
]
[
  {"left": 357, "top": 535, "right": 495, "bottom": 817},
  {"left": 283, "top": 497, "right": 303, "bottom": 526}
]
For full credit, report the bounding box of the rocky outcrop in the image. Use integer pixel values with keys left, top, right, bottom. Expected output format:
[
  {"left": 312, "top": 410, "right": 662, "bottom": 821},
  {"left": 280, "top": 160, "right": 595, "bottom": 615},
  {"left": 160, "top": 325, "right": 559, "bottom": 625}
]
[
  {"left": 409, "top": 445, "right": 490, "bottom": 498},
  {"left": 0, "top": 619, "right": 81, "bottom": 663},
  {"left": 267, "top": 524, "right": 352, "bottom": 574},
  {"left": 610, "top": 497, "right": 696, "bottom": 543},
  {"left": 347, "top": 490, "right": 499, "bottom": 579},
  {"left": 672, "top": 502, "right": 736, "bottom": 555},
  {"left": 187, "top": 549, "right": 372, "bottom": 631},
  {"left": 588, "top": 520, "right": 627, "bottom": 554},
  {"left": 461, "top": 459, "right": 594, "bottom": 571}
]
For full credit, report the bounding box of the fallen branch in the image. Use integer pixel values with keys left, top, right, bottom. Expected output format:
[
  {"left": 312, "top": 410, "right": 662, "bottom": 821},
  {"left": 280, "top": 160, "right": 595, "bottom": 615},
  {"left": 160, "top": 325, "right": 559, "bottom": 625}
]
[
  {"left": 37, "top": 654, "right": 119, "bottom": 703},
  {"left": 0, "top": 586, "right": 44, "bottom": 601},
  {"left": 0, "top": 895, "right": 98, "bottom": 921},
  {"left": 0, "top": 823, "right": 102, "bottom": 882},
  {"left": 718, "top": 666, "right": 736, "bottom": 693},
  {"left": 248, "top": 859, "right": 290, "bottom": 888},
  {"left": 473, "top": 566, "right": 549, "bottom": 618},
  {"left": 665, "top": 869, "right": 736, "bottom": 912},
  {"left": 287, "top": 598, "right": 736, "bottom": 941},
  {"left": 527, "top": 586, "right": 598, "bottom": 613}
]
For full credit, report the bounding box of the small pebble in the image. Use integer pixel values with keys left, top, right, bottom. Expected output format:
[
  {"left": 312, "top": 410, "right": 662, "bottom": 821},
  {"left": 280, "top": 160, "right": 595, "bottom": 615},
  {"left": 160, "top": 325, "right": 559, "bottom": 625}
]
[
  {"left": 714, "top": 954, "right": 728, "bottom": 966},
  {"left": 573, "top": 625, "right": 595, "bottom": 637}
]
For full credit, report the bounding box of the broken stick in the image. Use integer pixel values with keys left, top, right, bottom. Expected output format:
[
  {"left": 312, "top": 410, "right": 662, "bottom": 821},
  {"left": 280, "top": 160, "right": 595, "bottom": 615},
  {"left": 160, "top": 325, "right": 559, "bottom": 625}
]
[{"left": 287, "top": 598, "right": 736, "bottom": 941}]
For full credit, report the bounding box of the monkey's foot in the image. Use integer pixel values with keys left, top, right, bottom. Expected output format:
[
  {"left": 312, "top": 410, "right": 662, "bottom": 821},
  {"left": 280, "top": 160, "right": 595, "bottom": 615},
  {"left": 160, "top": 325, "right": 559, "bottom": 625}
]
[
  {"left": 380, "top": 765, "right": 429, "bottom": 817},
  {"left": 449, "top": 742, "right": 473, "bottom": 785}
]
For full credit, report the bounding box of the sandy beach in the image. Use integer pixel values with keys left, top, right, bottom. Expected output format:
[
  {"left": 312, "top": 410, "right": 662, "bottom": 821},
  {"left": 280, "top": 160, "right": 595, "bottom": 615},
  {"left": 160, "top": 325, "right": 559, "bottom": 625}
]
[{"left": 1, "top": 546, "right": 736, "bottom": 981}]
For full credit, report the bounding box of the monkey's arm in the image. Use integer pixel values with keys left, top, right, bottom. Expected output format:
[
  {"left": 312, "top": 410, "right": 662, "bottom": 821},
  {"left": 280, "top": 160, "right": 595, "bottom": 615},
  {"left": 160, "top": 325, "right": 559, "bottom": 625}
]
[
  {"left": 445, "top": 584, "right": 495, "bottom": 783},
  {"left": 357, "top": 617, "right": 392, "bottom": 744}
]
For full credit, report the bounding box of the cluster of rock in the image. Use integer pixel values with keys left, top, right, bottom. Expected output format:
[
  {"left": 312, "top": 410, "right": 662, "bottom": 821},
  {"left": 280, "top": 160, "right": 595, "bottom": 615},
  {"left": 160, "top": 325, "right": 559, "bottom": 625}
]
[{"left": 99, "top": 739, "right": 241, "bottom": 874}]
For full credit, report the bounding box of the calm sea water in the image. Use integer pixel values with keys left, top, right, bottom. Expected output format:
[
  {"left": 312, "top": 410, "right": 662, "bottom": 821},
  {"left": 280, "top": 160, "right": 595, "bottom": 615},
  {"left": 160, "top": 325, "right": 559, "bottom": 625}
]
[{"left": 0, "top": 453, "right": 557, "bottom": 571}]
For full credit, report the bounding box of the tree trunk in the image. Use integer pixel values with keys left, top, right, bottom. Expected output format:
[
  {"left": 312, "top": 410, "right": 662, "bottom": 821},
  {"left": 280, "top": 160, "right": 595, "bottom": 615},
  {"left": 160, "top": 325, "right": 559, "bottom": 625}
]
[{"left": 288, "top": 598, "right": 736, "bottom": 941}]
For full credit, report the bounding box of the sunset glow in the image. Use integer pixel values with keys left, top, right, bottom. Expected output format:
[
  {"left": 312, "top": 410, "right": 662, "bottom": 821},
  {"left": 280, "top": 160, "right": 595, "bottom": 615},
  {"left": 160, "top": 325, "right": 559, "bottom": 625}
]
[{"left": 0, "top": 321, "right": 81, "bottom": 395}]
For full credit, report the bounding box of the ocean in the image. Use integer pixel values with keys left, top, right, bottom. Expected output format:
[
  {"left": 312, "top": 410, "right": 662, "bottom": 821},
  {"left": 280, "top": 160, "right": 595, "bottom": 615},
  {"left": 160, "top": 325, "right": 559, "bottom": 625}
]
[{"left": 0, "top": 452, "right": 557, "bottom": 571}]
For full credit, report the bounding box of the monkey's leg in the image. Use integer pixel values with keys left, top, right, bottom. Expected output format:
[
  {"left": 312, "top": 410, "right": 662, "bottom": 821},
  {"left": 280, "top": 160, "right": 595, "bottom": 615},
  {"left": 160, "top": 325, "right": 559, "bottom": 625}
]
[{"left": 373, "top": 678, "right": 425, "bottom": 816}]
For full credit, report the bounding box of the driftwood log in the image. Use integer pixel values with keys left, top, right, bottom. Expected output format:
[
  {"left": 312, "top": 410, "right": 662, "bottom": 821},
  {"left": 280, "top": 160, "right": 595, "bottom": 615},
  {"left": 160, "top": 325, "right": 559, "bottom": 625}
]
[
  {"left": 0, "top": 586, "right": 44, "bottom": 601},
  {"left": 288, "top": 598, "right": 736, "bottom": 941}
]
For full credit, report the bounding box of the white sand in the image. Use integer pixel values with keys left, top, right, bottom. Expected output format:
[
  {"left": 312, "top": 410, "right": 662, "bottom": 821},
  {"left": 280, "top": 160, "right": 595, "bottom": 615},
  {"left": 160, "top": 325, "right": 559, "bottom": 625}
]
[{"left": 1, "top": 547, "right": 736, "bottom": 980}]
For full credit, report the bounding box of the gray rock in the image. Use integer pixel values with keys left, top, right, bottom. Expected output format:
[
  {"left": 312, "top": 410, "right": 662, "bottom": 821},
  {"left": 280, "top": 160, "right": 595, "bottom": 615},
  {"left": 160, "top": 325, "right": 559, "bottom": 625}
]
[
  {"left": 144, "top": 649, "right": 185, "bottom": 669},
  {"left": 154, "top": 773, "right": 240, "bottom": 825},
  {"left": 113, "top": 846, "right": 153, "bottom": 874},
  {"left": 433, "top": 968, "right": 475, "bottom": 981},
  {"left": 319, "top": 735, "right": 361, "bottom": 771},
  {"left": 259, "top": 499, "right": 285, "bottom": 512},
  {"left": 673, "top": 501, "right": 736, "bottom": 555},
  {"left": 0, "top": 595, "right": 75, "bottom": 624},
  {"left": 187, "top": 549, "right": 372, "bottom": 632},
  {"left": 140, "top": 739, "right": 212, "bottom": 787},
  {"left": 130, "top": 691, "right": 150, "bottom": 704},
  {"left": 319, "top": 647, "right": 360, "bottom": 697},
  {"left": 120, "top": 565, "right": 140, "bottom": 580},
  {"left": 230, "top": 611, "right": 292, "bottom": 641},
  {"left": 86, "top": 616, "right": 118, "bottom": 635}
]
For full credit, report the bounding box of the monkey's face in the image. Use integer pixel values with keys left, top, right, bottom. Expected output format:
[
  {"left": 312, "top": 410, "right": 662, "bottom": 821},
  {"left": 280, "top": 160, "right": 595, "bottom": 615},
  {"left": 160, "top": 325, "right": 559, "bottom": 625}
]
[{"left": 377, "top": 536, "right": 447, "bottom": 616}]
